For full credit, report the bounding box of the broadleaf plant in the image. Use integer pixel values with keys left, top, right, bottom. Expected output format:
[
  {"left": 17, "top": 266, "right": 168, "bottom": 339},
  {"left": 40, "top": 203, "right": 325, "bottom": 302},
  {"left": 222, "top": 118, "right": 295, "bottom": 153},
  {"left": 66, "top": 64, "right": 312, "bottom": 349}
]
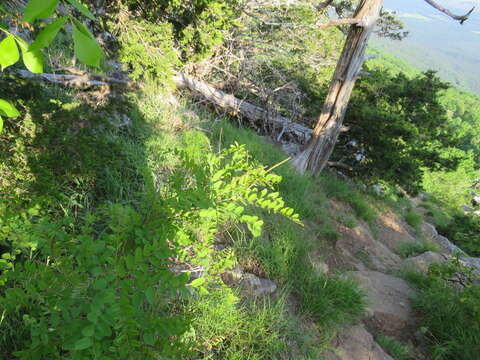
[{"left": 0, "top": 0, "right": 104, "bottom": 132}]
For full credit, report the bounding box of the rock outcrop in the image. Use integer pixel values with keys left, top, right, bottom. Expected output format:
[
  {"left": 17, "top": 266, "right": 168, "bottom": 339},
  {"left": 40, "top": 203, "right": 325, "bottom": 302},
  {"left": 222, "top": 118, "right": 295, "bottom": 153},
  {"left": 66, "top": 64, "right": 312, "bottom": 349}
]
[
  {"left": 336, "top": 223, "right": 402, "bottom": 272},
  {"left": 352, "top": 271, "right": 416, "bottom": 338},
  {"left": 222, "top": 267, "right": 277, "bottom": 296},
  {"left": 325, "top": 324, "right": 394, "bottom": 360},
  {"left": 403, "top": 251, "right": 447, "bottom": 273}
]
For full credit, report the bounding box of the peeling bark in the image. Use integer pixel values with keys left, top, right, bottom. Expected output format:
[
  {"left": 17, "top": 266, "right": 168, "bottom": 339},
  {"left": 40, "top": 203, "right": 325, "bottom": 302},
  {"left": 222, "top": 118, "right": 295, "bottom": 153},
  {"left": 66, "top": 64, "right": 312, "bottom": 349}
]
[{"left": 293, "top": 0, "right": 383, "bottom": 175}]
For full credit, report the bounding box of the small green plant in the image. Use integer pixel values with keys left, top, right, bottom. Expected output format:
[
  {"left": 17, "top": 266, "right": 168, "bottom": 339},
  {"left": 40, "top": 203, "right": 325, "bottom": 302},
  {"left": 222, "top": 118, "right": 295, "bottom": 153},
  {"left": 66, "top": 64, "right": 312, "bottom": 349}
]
[
  {"left": 376, "top": 335, "right": 412, "bottom": 360},
  {"left": 420, "top": 200, "right": 452, "bottom": 230},
  {"left": 183, "top": 289, "right": 319, "bottom": 359},
  {"left": 337, "top": 213, "right": 358, "bottom": 228},
  {"left": 403, "top": 260, "right": 480, "bottom": 360},
  {"left": 321, "top": 174, "right": 377, "bottom": 223},
  {"left": 297, "top": 272, "right": 366, "bottom": 327},
  {"left": 404, "top": 209, "right": 423, "bottom": 230},
  {"left": 397, "top": 240, "right": 439, "bottom": 258}
]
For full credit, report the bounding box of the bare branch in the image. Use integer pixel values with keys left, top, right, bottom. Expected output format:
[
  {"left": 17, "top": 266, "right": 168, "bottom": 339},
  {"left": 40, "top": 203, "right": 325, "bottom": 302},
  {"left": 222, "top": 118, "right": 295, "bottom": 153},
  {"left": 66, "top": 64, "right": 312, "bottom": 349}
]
[
  {"left": 317, "top": 17, "right": 366, "bottom": 28},
  {"left": 315, "top": 0, "right": 334, "bottom": 10},
  {"left": 423, "top": 0, "right": 475, "bottom": 24}
]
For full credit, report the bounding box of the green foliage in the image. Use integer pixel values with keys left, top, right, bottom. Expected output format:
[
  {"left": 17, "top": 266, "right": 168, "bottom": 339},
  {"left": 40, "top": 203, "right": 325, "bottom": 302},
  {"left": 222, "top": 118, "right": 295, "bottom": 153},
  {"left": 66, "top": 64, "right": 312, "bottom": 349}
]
[
  {"left": 404, "top": 260, "right": 480, "bottom": 360},
  {"left": 296, "top": 272, "right": 366, "bottom": 328},
  {"left": 0, "top": 0, "right": 104, "bottom": 132},
  {"left": 397, "top": 240, "right": 439, "bottom": 259},
  {"left": 336, "top": 69, "right": 462, "bottom": 193},
  {"left": 208, "top": 120, "right": 365, "bottom": 336},
  {"left": 183, "top": 289, "right": 318, "bottom": 359},
  {"left": 114, "top": 18, "right": 180, "bottom": 83},
  {"left": 1, "top": 208, "right": 190, "bottom": 359},
  {"left": 71, "top": 18, "right": 104, "bottom": 67},
  {"left": 420, "top": 200, "right": 452, "bottom": 230},
  {"left": 376, "top": 335, "right": 412, "bottom": 360},
  {"left": 404, "top": 209, "right": 423, "bottom": 230},
  {"left": 108, "top": 0, "right": 239, "bottom": 61},
  {"left": 321, "top": 175, "right": 377, "bottom": 223},
  {"left": 438, "top": 213, "right": 480, "bottom": 257}
]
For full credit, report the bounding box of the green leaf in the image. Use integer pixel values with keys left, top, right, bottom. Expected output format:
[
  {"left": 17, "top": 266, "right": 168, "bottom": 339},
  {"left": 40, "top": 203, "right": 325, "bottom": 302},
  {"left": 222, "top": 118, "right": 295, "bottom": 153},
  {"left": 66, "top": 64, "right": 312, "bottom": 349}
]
[
  {"left": 23, "top": 0, "right": 59, "bottom": 22},
  {"left": 145, "top": 287, "right": 155, "bottom": 305},
  {"left": 0, "top": 116, "right": 3, "bottom": 133},
  {"left": 74, "top": 337, "right": 93, "bottom": 350},
  {"left": 0, "top": 99, "right": 20, "bottom": 117},
  {"left": 143, "top": 332, "right": 154, "bottom": 346},
  {"left": 81, "top": 324, "right": 95, "bottom": 337},
  {"left": 0, "top": 35, "right": 19, "bottom": 70},
  {"left": 92, "top": 278, "right": 107, "bottom": 290},
  {"left": 15, "top": 37, "right": 43, "bottom": 73},
  {"left": 65, "top": 0, "right": 95, "bottom": 21},
  {"left": 190, "top": 277, "right": 206, "bottom": 288},
  {"left": 72, "top": 19, "right": 104, "bottom": 68},
  {"left": 30, "top": 16, "right": 68, "bottom": 51}
]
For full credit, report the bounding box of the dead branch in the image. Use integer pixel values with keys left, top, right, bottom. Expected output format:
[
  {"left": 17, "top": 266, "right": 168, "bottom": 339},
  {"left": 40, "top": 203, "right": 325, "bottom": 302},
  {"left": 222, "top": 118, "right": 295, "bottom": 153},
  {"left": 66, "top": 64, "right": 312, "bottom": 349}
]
[
  {"left": 317, "top": 17, "right": 367, "bottom": 28},
  {"left": 173, "top": 72, "right": 313, "bottom": 144},
  {"left": 316, "top": 0, "right": 334, "bottom": 10},
  {"left": 423, "top": 0, "right": 474, "bottom": 24},
  {"left": 14, "top": 69, "right": 131, "bottom": 88}
]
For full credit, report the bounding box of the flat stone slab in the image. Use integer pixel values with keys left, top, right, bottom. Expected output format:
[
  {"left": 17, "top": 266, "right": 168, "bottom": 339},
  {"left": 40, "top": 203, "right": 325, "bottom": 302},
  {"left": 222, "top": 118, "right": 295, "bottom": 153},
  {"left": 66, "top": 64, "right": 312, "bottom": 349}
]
[
  {"left": 353, "top": 271, "right": 416, "bottom": 338},
  {"left": 324, "top": 324, "right": 394, "bottom": 360}
]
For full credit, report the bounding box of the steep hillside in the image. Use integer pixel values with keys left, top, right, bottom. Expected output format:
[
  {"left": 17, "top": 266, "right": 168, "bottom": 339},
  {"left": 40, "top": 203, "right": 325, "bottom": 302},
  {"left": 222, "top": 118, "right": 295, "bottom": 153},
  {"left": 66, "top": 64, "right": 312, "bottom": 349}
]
[
  {"left": 2, "top": 1, "right": 480, "bottom": 360},
  {"left": 374, "top": 0, "right": 480, "bottom": 94}
]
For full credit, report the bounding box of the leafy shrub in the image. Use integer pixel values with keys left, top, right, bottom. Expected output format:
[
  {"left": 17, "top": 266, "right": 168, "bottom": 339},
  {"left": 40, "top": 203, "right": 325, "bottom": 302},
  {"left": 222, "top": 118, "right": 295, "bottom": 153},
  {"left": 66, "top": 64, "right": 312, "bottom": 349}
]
[
  {"left": 404, "top": 260, "right": 480, "bottom": 360},
  {"left": 438, "top": 212, "right": 480, "bottom": 257},
  {"left": 0, "top": 136, "right": 301, "bottom": 358},
  {"left": 114, "top": 18, "right": 180, "bottom": 83},
  {"left": 106, "top": 0, "right": 240, "bottom": 61}
]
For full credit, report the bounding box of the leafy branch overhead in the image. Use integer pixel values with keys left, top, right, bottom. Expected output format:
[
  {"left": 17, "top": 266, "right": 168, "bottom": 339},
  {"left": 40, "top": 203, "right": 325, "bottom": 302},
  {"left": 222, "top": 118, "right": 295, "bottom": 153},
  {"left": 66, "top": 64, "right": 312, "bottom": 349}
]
[{"left": 0, "top": 0, "right": 105, "bottom": 132}]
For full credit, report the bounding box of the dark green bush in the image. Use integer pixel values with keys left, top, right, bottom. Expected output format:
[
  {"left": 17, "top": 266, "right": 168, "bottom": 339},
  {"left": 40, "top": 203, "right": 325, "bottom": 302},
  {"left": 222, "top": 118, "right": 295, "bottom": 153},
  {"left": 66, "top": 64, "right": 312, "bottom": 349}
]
[
  {"left": 438, "top": 213, "right": 480, "bottom": 256},
  {"left": 114, "top": 19, "right": 180, "bottom": 83},
  {"left": 106, "top": 0, "right": 240, "bottom": 61}
]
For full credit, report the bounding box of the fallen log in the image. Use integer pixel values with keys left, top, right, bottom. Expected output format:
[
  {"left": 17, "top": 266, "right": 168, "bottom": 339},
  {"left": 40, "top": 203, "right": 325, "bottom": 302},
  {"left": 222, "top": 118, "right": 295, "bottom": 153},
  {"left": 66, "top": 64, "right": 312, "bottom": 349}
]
[
  {"left": 14, "top": 69, "right": 132, "bottom": 88},
  {"left": 173, "top": 72, "right": 313, "bottom": 144}
]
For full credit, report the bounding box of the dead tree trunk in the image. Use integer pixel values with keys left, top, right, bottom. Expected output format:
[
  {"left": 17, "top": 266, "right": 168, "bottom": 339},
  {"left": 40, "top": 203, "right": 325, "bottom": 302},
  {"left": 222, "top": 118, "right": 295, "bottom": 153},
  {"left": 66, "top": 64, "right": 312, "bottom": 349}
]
[
  {"left": 173, "top": 72, "right": 313, "bottom": 144},
  {"left": 292, "top": 0, "right": 382, "bottom": 175}
]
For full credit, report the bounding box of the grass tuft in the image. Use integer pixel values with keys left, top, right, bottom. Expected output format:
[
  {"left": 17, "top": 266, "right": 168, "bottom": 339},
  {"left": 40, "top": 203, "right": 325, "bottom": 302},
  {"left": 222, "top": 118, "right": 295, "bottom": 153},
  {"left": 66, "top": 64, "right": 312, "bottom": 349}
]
[
  {"left": 376, "top": 335, "right": 412, "bottom": 360},
  {"left": 320, "top": 174, "right": 377, "bottom": 223}
]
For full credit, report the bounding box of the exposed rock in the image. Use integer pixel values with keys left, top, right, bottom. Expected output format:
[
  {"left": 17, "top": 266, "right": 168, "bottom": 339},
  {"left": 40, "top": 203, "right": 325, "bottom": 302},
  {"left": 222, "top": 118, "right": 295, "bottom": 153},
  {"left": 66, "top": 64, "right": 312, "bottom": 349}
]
[
  {"left": 403, "top": 251, "right": 447, "bottom": 273},
  {"left": 461, "top": 204, "right": 474, "bottom": 213},
  {"left": 460, "top": 257, "right": 480, "bottom": 274},
  {"left": 376, "top": 212, "right": 417, "bottom": 253},
  {"left": 372, "top": 184, "right": 385, "bottom": 197},
  {"left": 352, "top": 271, "right": 416, "bottom": 338},
  {"left": 472, "top": 193, "right": 480, "bottom": 206},
  {"left": 324, "top": 324, "right": 394, "bottom": 360},
  {"left": 222, "top": 267, "right": 277, "bottom": 296},
  {"left": 336, "top": 223, "right": 402, "bottom": 272},
  {"left": 433, "top": 235, "right": 466, "bottom": 256},
  {"left": 240, "top": 273, "right": 277, "bottom": 296},
  {"left": 310, "top": 258, "right": 330, "bottom": 275},
  {"left": 421, "top": 222, "right": 438, "bottom": 240}
]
